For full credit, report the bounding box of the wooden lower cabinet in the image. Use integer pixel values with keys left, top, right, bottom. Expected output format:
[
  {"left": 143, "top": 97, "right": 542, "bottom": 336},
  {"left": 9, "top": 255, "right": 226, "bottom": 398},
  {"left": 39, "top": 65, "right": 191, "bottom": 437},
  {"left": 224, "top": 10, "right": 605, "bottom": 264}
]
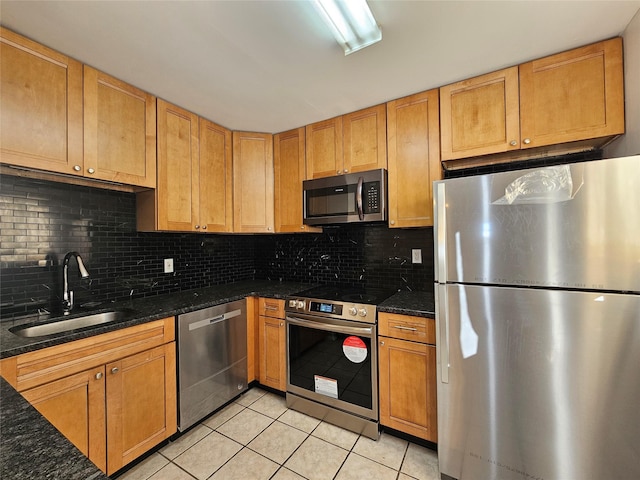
[
  {"left": 258, "top": 298, "right": 286, "bottom": 391},
  {"left": 1, "top": 318, "right": 177, "bottom": 475},
  {"left": 21, "top": 366, "right": 107, "bottom": 471},
  {"left": 378, "top": 313, "right": 437, "bottom": 442},
  {"left": 106, "top": 343, "right": 176, "bottom": 473}
]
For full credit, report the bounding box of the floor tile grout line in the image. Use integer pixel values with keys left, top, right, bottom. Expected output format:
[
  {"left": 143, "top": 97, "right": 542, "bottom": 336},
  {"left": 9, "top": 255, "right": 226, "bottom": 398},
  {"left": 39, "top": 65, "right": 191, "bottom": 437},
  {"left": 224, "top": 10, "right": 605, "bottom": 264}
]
[{"left": 123, "top": 388, "right": 435, "bottom": 480}]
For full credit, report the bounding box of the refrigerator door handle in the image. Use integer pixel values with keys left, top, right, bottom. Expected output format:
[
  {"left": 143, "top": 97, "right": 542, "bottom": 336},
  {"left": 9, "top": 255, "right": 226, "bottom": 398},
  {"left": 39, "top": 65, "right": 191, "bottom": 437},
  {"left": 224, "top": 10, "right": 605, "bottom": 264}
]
[
  {"left": 435, "top": 182, "right": 447, "bottom": 282},
  {"left": 437, "top": 284, "right": 449, "bottom": 384}
]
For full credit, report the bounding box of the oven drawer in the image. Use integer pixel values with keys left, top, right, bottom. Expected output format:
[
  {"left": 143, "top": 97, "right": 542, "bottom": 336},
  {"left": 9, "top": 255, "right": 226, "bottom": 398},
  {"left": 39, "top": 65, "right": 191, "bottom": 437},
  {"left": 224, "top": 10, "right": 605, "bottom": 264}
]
[{"left": 378, "top": 312, "right": 435, "bottom": 344}]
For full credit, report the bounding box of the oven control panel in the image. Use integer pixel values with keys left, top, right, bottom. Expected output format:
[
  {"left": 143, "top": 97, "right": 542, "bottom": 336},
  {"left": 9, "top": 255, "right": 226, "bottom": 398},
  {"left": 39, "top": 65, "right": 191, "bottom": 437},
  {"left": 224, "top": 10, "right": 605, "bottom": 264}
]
[{"left": 287, "top": 298, "right": 376, "bottom": 323}]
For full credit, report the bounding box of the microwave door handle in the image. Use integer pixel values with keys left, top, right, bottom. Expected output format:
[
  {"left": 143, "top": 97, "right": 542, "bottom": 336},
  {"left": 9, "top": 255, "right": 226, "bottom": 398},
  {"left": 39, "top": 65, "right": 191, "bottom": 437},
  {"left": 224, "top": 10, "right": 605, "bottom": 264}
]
[{"left": 356, "top": 176, "right": 364, "bottom": 220}]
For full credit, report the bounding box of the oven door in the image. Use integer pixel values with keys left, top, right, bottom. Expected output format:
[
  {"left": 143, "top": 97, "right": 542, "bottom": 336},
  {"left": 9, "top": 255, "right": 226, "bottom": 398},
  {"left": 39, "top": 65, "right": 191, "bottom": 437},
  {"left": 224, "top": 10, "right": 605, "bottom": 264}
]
[{"left": 286, "top": 313, "right": 378, "bottom": 421}]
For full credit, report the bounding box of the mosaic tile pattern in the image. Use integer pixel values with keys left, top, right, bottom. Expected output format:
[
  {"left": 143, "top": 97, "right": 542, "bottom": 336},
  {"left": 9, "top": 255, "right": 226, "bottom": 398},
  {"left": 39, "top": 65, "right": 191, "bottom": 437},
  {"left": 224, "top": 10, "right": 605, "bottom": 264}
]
[{"left": 1, "top": 175, "right": 434, "bottom": 318}]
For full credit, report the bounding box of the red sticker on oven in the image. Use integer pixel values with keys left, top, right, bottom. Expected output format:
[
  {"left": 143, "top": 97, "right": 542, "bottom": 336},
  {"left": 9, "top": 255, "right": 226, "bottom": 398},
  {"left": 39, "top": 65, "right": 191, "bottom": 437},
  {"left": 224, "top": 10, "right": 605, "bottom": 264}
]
[{"left": 343, "top": 336, "right": 368, "bottom": 363}]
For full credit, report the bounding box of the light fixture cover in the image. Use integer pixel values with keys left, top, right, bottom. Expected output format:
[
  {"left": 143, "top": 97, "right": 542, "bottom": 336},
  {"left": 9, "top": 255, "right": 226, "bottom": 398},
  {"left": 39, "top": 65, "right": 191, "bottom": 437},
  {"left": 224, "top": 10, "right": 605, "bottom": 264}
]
[{"left": 313, "top": 0, "right": 382, "bottom": 55}]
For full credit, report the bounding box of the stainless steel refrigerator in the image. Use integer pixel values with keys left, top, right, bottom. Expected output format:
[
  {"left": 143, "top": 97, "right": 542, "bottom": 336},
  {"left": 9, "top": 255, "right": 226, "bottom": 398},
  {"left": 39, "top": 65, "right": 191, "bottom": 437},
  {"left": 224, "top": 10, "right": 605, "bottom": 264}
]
[{"left": 434, "top": 155, "right": 640, "bottom": 480}]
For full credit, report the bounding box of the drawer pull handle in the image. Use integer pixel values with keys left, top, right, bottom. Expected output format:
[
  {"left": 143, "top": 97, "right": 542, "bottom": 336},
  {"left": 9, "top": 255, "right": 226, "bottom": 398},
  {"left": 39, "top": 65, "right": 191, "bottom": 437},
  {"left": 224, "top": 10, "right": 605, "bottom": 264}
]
[
  {"left": 264, "top": 305, "right": 279, "bottom": 311},
  {"left": 393, "top": 325, "right": 418, "bottom": 332}
]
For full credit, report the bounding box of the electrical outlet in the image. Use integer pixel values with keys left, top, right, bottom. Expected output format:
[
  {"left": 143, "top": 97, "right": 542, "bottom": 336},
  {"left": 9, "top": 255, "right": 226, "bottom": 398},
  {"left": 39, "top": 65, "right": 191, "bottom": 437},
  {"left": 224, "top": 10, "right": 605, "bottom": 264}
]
[
  {"left": 411, "top": 249, "right": 422, "bottom": 264},
  {"left": 164, "top": 258, "right": 174, "bottom": 273}
]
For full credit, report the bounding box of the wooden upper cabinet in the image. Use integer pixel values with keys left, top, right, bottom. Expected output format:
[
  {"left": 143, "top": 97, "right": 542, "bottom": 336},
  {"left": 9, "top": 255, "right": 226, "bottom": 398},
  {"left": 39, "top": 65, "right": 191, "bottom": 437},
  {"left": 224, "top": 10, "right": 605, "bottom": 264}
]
[
  {"left": 83, "top": 66, "right": 156, "bottom": 188},
  {"left": 233, "top": 131, "right": 274, "bottom": 233},
  {"left": 519, "top": 37, "right": 624, "bottom": 148},
  {"left": 0, "top": 27, "right": 83, "bottom": 174},
  {"left": 143, "top": 100, "right": 233, "bottom": 233},
  {"left": 440, "top": 66, "right": 520, "bottom": 160},
  {"left": 154, "top": 100, "right": 199, "bottom": 231},
  {"left": 199, "top": 118, "right": 233, "bottom": 232},
  {"left": 305, "top": 105, "right": 387, "bottom": 179},
  {"left": 441, "top": 38, "right": 624, "bottom": 164},
  {"left": 274, "top": 128, "right": 320, "bottom": 233},
  {"left": 343, "top": 104, "right": 387, "bottom": 173},
  {"left": 305, "top": 116, "right": 343, "bottom": 179},
  {"left": 387, "top": 90, "right": 441, "bottom": 228}
]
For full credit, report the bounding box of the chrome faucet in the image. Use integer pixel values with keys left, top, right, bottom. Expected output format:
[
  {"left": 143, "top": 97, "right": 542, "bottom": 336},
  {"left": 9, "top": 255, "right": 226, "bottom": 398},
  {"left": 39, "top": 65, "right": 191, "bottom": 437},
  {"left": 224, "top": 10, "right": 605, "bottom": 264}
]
[{"left": 62, "top": 251, "right": 90, "bottom": 314}]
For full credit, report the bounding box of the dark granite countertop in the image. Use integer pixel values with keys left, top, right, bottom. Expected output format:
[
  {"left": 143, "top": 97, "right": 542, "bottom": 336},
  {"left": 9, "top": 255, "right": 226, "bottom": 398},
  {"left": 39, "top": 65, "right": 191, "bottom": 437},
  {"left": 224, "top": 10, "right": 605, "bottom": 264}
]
[
  {"left": 0, "top": 376, "right": 109, "bottom": 480},
  {"left": 379, "top": 289, "right": 436, "bottom": 318},
  {"left": 0, "top": 280, "right": 311, "bottom": 359}
]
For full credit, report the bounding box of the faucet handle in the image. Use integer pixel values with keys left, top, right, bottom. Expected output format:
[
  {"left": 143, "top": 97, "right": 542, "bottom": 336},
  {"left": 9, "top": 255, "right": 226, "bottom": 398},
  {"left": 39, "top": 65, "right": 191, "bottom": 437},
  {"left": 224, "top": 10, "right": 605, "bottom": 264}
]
[{"left": 63, "top": 291, "right": 74, "bottom": 314}]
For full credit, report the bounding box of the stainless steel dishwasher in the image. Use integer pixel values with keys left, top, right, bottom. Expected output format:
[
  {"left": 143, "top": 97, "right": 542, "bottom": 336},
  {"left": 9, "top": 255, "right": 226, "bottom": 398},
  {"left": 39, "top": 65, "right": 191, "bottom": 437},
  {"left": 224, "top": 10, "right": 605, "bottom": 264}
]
[{"left": 177, "top": 299, "right": 247, "bottom": 431}]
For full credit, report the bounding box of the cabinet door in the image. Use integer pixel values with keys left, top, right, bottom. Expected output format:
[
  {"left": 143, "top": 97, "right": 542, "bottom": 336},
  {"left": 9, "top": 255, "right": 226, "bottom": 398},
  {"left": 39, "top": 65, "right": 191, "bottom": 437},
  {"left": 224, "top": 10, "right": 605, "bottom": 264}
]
[
  {"left": 440, "top": 66, "right": 520, "bottom": 160},
  {"left": 0, "top": 27, "right": 83, "bottom": 174},
  {"left": 84, "top": 66, "right": 156, "bottom": 187},
  {"left": 379, "top": 336, "right": 437, "bottom": 442},
  {"left": 233, "top": 131, "right": 274, "bottom": 233},
  {"left": 387, "top": 90, "right": 441, "bottom": 228},
  {"left": 258, "top": 315, "right": 286, "bottom": 391},
  {"left": 343, "top": 104, "right": 387, "bottom": 173},
  {"left": 157, "top": 99, "right": 200, "bottom": 231},
  {"left": 274, "top": 128, "right": 321, "bottom": 233},
  {"left": 199, "top": 118, "right": 233, "bottom": 232},
  {"left": 519, "top": 37, "right": 624, "bottom": 149},
  {"left": 21, "top": 366, "right": 107, "bottom": 473},
  {"left": 305, "top": 117, "right": 343, "bottom": 179},
  {"left": 106, "top": 343, "right": 176, "bottom": 475}
]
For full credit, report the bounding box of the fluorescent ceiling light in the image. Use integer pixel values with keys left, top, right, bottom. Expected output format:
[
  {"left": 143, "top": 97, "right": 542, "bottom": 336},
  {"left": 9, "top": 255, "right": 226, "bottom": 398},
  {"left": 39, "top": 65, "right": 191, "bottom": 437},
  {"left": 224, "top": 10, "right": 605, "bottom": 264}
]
[{"left": 313, "top": 0, "right": 382, "bottom": 55}]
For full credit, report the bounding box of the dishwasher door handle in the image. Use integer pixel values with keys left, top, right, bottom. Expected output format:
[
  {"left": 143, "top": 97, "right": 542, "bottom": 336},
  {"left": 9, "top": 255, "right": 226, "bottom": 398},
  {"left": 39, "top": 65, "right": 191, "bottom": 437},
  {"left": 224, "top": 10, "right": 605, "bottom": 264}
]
[{"left": 187, "top": 308, "right": 241, "bottom": 331}]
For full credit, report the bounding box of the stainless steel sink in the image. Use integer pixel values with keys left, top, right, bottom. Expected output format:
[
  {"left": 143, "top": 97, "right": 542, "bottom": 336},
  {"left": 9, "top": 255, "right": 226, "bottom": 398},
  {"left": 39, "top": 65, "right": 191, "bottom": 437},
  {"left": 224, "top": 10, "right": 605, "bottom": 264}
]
[{"left": 10, "top": 310, "right": 129, "bottom": 338}]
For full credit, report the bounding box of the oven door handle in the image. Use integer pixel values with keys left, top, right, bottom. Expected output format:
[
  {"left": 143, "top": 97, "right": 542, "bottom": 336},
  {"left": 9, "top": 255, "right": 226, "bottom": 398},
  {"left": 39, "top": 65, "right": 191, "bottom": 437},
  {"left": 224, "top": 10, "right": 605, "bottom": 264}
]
[{"left": 286, "top": 315, "right": 373, "bottom": 336}]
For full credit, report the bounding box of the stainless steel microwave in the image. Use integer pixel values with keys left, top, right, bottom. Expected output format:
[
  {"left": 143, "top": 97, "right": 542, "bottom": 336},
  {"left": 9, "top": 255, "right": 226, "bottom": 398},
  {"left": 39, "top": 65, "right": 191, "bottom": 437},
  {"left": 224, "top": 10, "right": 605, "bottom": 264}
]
[{"left": 303, "top": 169, "right": 387, "bottom": 225}]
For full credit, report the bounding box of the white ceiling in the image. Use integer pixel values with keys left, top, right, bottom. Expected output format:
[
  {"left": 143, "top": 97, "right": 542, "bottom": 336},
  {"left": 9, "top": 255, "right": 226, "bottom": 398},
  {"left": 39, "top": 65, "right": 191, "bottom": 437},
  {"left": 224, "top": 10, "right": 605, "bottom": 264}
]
[{"left": 2, "top": 1, "right": 639, "bottom": 134}]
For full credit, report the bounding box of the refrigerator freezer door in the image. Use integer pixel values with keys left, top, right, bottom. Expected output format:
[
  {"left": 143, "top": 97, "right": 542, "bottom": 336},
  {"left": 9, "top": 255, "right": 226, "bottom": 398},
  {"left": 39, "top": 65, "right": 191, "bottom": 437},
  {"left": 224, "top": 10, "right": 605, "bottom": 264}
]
[
  {"left": 434, "top": 155, "right": 640, "bottom": 292},
  {"left": 437, "top": 284, "right": 640, "bottom": 480}
]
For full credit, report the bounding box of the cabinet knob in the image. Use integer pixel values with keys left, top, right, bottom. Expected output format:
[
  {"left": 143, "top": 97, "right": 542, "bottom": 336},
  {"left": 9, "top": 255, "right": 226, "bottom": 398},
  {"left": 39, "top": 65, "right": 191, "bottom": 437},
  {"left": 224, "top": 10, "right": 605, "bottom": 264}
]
[
  {"left": 87, "top": 168, "right": 95, "bottom": 174},
  {"left": 202, "top": 225, "right": 207, "bottom": 230},
  {"left": 523, "top": 138, "right": 531, "bottom": 145},
  {"left": 267, "top": 226, "right": 272, "bottom": 231},
  {"left": 73, "top": 165, "right": 81, "bottom": 172},
  {"left": 280, "top": 322, "right": 284, "bottom": 327},
  {"left": 95, "top": 372, "right": 103, "bottom": 380},
  {"left": 337, "top": 170, "right": 342, "bottom": 174},
  {"left": 343, "top": 169, "right": 348, "bottom": 173},
  {"left": 111, "top": 367, "right": 119, "bottom": 374},
  {"left": 510, "top": 140, "right": 517, "bottom": 146},
  {"left": 195, "top": 225, "right": 200, "bottom": 230},
  {"left": 380, "top": 341, "right": 385, "bottom": 346},
  {"left": 301, "top": 226, "right": 305, "bottom": 230},
  {"left": 390, "top": 220, "right": 395, "bottom": 225}
]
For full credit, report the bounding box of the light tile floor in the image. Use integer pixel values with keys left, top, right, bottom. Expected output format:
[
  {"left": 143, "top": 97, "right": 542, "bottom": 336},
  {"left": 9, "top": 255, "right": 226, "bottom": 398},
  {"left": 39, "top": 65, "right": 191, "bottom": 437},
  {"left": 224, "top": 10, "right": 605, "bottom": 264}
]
[{"left": 115, "top": 387, "right": 439, "bottom": 480}]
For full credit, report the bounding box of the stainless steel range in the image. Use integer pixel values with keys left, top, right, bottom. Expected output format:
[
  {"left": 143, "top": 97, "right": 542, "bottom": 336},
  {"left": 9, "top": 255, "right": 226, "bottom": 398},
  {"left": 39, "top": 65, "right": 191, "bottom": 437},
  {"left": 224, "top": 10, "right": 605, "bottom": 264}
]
[{"left": 285, "top": 285, "right": 394, "bottom": 440}]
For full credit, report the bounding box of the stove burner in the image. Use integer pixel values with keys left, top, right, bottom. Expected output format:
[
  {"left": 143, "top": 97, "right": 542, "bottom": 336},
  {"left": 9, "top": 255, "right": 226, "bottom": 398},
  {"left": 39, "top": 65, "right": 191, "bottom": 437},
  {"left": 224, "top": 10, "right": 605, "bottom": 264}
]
[
  {"left": 342, "top": 293, "right": 379, "bottom": 303},
  {"left": 292, "top": 284, "right": 395, "bottom": 306}
]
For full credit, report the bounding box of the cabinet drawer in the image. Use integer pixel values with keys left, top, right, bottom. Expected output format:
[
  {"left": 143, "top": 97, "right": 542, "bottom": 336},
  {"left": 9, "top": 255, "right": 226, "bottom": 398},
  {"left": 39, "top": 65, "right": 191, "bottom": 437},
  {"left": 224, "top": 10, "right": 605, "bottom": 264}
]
[
  {"left": 1, "top": 317, "right": 175, "bottom": 392},
  {"left": 378, "top": 313, "right": 435, "bottom": 344},
  {"left": 258, "top": 298, "right": 285, "bottom": 319}
]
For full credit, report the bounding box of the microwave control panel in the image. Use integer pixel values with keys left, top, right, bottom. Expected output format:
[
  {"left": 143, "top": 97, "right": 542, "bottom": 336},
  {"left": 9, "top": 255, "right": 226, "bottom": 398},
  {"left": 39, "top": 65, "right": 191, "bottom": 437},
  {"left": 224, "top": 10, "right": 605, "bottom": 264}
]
[{"left": 364, "top": 182, "right": 381, "bottom": 213}]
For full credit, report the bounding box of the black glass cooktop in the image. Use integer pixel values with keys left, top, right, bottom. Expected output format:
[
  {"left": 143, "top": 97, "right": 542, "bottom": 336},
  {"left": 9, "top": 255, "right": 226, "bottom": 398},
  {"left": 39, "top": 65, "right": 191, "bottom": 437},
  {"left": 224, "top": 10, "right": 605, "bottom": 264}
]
[{"left": 293, "top": 285, "right": 396, "bottom": 305}]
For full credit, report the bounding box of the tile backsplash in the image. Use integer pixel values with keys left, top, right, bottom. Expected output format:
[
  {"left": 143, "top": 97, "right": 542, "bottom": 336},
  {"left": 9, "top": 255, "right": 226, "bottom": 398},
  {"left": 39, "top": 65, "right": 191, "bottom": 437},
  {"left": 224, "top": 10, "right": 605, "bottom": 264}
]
[{"left": 1, "top": 175, "right": 433, "bottom": 317}]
